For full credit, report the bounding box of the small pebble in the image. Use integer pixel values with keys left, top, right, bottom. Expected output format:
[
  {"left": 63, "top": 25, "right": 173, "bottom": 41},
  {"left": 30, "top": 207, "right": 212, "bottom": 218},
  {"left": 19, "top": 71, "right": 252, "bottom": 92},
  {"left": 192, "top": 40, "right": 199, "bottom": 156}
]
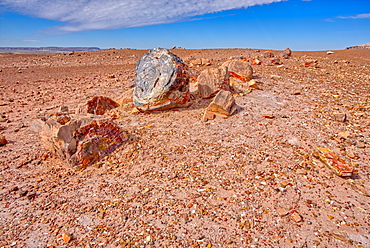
[{"left": 296, "top": 169, "right": 307, "bottom": 175}]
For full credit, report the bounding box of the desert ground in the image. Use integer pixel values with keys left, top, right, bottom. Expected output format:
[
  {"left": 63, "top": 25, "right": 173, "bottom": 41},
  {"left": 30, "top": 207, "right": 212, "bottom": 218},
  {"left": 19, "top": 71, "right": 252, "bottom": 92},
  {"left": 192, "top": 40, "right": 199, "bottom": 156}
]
[{"left": 0, "top": 47, "right": 369, "bottom": 247}]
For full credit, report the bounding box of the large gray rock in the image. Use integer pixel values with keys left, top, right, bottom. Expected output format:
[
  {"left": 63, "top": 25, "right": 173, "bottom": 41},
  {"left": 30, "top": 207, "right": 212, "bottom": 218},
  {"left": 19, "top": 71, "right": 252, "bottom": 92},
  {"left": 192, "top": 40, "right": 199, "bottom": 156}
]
[
  {"left": 31, "top": 115, "right": 129, "bottom": 168},
  {"left": 133, "top": 48, "right": 193, "bottom": 111}
]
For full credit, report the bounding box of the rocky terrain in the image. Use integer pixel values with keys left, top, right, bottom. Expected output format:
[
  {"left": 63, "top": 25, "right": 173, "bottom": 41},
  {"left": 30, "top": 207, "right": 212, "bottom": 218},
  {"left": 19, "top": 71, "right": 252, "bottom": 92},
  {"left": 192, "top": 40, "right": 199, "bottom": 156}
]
[{"left": 0, "top": 47, "right": 369, "bottom": 247}]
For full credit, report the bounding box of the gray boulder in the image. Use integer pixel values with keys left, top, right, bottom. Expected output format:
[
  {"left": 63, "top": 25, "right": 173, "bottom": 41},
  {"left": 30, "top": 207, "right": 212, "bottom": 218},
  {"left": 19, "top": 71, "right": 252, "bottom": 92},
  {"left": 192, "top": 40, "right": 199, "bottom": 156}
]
[{"left": 133, "top": 48, "right": 193, "bottom": 111}]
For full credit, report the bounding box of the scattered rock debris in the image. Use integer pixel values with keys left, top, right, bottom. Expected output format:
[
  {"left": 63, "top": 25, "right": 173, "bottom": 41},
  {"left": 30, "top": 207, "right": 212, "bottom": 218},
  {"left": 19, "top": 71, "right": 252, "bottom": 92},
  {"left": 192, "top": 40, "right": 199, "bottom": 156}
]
[{"left": 0, "top": 47, "right": 369, "bottom": 248}]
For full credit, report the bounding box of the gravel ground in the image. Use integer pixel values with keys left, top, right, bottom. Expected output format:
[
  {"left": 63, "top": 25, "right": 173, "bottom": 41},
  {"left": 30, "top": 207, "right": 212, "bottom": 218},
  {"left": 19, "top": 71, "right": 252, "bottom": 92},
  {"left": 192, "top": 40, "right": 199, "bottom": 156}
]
[{"left": 0, "top": 48, "right": 369, "bottom": 247}]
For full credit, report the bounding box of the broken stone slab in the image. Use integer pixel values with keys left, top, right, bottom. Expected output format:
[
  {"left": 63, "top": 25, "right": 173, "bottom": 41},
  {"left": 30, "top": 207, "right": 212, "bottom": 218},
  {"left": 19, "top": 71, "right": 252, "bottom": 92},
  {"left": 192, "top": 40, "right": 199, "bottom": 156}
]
[
  {"left": 31, "top": 115, "right": 129, "bottom": 168},
  {"left": 197, "top": 67, "right": 230, "bottom": 99},
  {"left": 76, "top": 96, "right": 119, "bottom": 115},
  {"left": 316, "top": 148, "right": 354, "bottom": 177},
  {"left": 202, "top": 90, "right": 238, "bottom": 121},
  {"left": 332, "top": 112, "right": 347, "bottom": 122},
  {"left": 277, "top": 208, "right": 289, "bottom": 217},
  {"left": 133, "top": 48, "right": 194, "bottom": 111},
  {"left": 221, "top": 59, "right": 253, "bottom": 82},
  {"left": 290, "top": 212, "right": 303, "bottom": 223}
]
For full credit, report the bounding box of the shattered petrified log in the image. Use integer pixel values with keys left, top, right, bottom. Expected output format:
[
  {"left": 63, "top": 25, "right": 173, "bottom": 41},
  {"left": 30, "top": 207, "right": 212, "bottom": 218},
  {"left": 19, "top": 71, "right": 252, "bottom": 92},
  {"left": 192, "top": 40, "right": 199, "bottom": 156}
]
[
  {"left": 202, "top": 90, "right": 238, "bottom": 121},
  {"left": 197, "top": 67, "right": 230, "bottom": 99},
  {"left": 221, "top": 59, "right": 253, "bottom": 82},
  {"left": 77, "top": 96, "right": 119, "bottom": 115},
  {"left": 316, "top": 148, "right": 354, "bottom": 177},
  {"left": 133, "top": 48, "right": 194, "bottom": 111},
  {"left": 31, "top": 115, "right": 129, "bottom": 168}
]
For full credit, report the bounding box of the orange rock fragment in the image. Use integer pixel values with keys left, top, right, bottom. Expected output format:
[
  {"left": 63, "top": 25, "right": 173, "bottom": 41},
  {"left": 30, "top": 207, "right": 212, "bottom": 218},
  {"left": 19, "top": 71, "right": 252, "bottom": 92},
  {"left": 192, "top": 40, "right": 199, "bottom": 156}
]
[
  {"left": 248, "top": 79, "right": 260, "bottom": 90},
  {"left": 263, "top": 113, "right": 274, "bottom": 119},
  {"left": 202, "top": 110, "right": 216, "bottom": 122},
  {"left": 317, "top": 148, "right": 354, "bottom": 177},
  {"left": 250, "top": 58, "right": 262, "bottom": 65},
  {"left": 0, "top": 134, "right": 7, "bottom": 146},
  {"left": 290, "top": 212, "right": 302, "bottom": 223},
  {"left": 277, "top": 208, "right": 289, "bottom": 217},
  {"left": 62, "top": 233, "right": 71, "bottom": 243}
]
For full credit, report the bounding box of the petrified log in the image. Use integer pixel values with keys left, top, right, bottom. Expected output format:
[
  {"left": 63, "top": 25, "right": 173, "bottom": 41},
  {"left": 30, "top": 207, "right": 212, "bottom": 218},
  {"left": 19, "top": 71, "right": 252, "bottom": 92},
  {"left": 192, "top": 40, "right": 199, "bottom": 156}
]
[
  {"left": 202, "top": 90, "right": 238, "bottom": 121},
  {"left": 316, "top": 148, "right": 354, "bottom": 177},
  {"left": 221, "top": 59, "right": 253, "bottom": 82},
  {"left": 76, "top": 96, "right": 119, "bottom": 115},
  {"left": 207, "top": 90, "right": 237, "bottom": 116},
  {"left": 133, "top": 48, "right": 193, "bottom": 111},
  {"left": 197, "top": 67, "right": 230, "bottom": 99},
  {"left": 31, "top": 115, "right": 129, "bottom": 168}
]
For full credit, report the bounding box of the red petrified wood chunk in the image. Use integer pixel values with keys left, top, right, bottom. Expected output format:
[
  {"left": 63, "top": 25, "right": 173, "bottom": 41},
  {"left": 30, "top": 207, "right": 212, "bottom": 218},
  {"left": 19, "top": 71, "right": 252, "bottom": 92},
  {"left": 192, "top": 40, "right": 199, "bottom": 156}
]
[{"left": 317, "top": 148, "right": 354, "bottom": 177}]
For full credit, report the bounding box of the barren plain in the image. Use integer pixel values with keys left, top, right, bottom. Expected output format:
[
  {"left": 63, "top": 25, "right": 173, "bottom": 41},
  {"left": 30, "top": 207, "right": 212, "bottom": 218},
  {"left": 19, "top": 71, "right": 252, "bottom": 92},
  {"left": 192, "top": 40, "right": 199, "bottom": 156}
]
[{"left": 0, "top": 48, "right": 369, "bottom": 247}]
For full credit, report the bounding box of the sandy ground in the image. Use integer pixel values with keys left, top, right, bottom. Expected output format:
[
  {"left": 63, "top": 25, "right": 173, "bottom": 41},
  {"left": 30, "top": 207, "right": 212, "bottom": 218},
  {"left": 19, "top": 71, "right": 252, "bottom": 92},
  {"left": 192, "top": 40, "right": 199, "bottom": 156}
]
[{"left": 0, "top": 48, "right": 369, "bottom": 248}]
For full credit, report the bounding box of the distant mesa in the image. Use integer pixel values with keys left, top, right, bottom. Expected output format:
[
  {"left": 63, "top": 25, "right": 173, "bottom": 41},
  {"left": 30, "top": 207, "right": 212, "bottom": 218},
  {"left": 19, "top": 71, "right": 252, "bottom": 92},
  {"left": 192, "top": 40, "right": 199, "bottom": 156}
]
[
  {"left": 346, "top": 42, "right": 370, "bottom": 49},
  {"left": 0, "top": 47, "right": 101, "bottom": 54}
]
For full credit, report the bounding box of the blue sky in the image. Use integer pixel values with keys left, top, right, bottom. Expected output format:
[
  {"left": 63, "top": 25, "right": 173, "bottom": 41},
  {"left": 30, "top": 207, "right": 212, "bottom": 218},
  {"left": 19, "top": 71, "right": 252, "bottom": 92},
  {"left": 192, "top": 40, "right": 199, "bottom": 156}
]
[{"left": 0, "top": 0, "right": 369, "bottom": 51}]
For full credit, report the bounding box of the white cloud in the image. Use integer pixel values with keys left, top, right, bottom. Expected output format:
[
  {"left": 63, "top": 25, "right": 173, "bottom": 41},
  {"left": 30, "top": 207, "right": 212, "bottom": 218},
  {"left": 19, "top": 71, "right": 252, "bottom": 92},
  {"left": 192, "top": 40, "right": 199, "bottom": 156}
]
[
  {"left": 0, "top": 0, "right": 283, "bottom": 32},
  {"left": 337, "top": 13, "right": 370, "bottom": 19},
  {"left": 23, "top": 39, "right": 41, "bottom": 42}
]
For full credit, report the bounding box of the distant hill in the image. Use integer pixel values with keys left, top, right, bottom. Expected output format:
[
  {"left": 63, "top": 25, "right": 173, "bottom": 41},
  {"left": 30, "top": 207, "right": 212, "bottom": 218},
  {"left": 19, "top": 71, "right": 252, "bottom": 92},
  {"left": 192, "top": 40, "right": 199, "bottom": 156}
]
[
  {"left": 346, "top": 43, "right": 370, "bottom": 49},
  {"left": 0, "top": 47, "right": 101, "bottom": 54}
]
